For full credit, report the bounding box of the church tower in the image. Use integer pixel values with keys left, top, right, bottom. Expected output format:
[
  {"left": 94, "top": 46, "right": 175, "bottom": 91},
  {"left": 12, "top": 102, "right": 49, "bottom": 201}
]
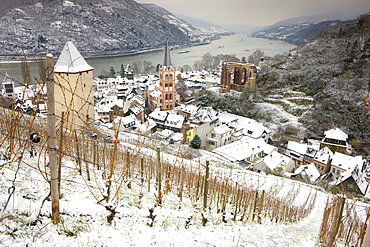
[
  {"left": 54, "top": 41, "right": 94, "bottom": 129},
  {"left": 158, "top": 41, "right": 179, "bottom": 110}
]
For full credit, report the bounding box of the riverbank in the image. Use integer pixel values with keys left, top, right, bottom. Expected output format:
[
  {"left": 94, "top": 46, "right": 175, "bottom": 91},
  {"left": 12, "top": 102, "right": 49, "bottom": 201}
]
[
  {"left": 0, "top": 35, "right": 296, "bottom": 79},
  {"left": 0, "top": 39, "right": 217, "bottom": 63}
]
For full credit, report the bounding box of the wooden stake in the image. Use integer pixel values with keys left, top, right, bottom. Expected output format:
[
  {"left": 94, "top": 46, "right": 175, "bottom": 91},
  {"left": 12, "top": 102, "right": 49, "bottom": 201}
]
[
  {"left": 46, "top": 54, "right": 60, "bottom": 224},
  {"left": 203, "top": 160, "right": 210, "bottom": 210},
  {"left": 58, "top": 111, "right": 64, "bottom": 197},
  {"left": 140, "top": 158, "right": 144, "bottom": 185},
  {"left": 74, "top": 130, "right": 82, "bottom": 175},
  {"left": 156, "top": 147, "right": 162, "bottom": 204}
]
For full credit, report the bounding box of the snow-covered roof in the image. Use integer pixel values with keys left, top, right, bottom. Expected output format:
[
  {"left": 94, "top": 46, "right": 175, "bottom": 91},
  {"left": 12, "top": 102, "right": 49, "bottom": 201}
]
[
  {"left": 177, "top": 104, "right": 199, "bottom": 116},
  {"left": 171, "top": 133, "right": 183, "bottom": 142},
  {"left": 164, "top": 114, "right": 184, "bottom": 129},
  {"left": 129, "top": 104, "right": 143, "bottom": 116},
  {"left": 323, "top": 128, "right": 348, "bottom": 141},
  {"left": 114, "top": 115, "right": 136, "bottom": 125},
  {"left": 263, "top": 151, "right": 292, "bottom": 171},
  {"left": 137, "top": 119, "right": 156, "bottom": 133},
  {"left": 213, "top": 125, "right": 231, "bottom": 135},
  {"left": 243, "top": 124, "right": 270, "bottom": 139},
  {"left": 287, "top": 141, "right": 308, "bottom": 155},
  {"left": 331, "top": 152, "right": 364, "bottom": 172},
  {"left": 294, "top": 163, "right": 321, "bottom": 182},
  {"left": 336, "top": 167, "right": 369, "bottom": 195},
  {"left": 149, "top": 109, "right": 168, "bottom": 121},
  {"left": 213, "top": 137, "right": 276, "bottom": 162},
  {"left": 217, "top": 111, "right": 271, "bottom": 139},
  {"left": 2, "top": 72, "right": 13, "bottom": 84},
  {"left": 55, "top": 41, "right": 93, "bottom": 73},
  {"left": 149, "top": 90, "right": 162, "bottom": 98},
  {"left": 213, "top": 140, "right": 260, "bottom": 162},
  {"left": 194, "top": 107, "right": 218, "bottom": 123},
  {"left": 158, "top": 129, "right": 173, "bottom": 139},
  {"left": 314, "top": 147, "right": 333, "bottom": 164}
]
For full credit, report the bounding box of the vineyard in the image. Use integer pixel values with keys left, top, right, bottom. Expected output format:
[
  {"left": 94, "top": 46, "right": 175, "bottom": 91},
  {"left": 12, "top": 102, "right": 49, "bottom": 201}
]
[{"left": 0, "top": 61, "right": 369, "bottom": 245}]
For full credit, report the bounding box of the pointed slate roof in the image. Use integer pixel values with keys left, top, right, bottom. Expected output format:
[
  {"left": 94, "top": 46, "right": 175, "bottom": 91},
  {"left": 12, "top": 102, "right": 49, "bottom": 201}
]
[
  {"left": 55, "top": 41, "right": 93, "bottom": 73},
  {"left": 162, "top": 41, "right": 172, "bottom": 68},
  {"left": 3, "top": 72, "right": 12, "bottom": 84}
]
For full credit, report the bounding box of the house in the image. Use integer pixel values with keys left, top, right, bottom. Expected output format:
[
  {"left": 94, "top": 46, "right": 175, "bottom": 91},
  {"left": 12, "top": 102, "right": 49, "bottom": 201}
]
[
  {"left": 320, "top": 128, "right": 351, "bottom": 155},
  {"left": 336, "top": 166, "right": 369, "bottom": 196},
  {"left": 95, "top": 96, "right": 124, "bottom": 122},
  {"left": 157, "top": 129, "right": 174, "bottom": 140},
  {"left": 217, "top": 111, "right": 271, "bottom": 142},
  {"left": 312, "top": 147, "right": 333, "bottom": 175},
  {"left": 2, "top": 73, "right": 14, "bottom": 99},
  {"left": 137, "top": 119, "right": 157, "bottom": 135},
  {"left": 292, "top": 163, "right": 321, "bottom": 183},
  {"left": 254, "top": 151, "right": 295, "bottom": 173},
  {"left": 213, "top": 136, "right": 277, "bottom": 165},
  {"left": 205, "top": 125, "right": 233, "bottom": 150},
  {"left": 113, "top": 115, "right": 137, "bottom": 132},
  {"left": 330, "top": 152, "right": 364, "bottom": 179},
  {"left": 284, "top": 141, "right": 318, "bottom": 169},
  {"left": 184, "top": 107, "right": 219, "bottom": 144},
  {"left": 148, "top": 109, "right": 185, "bottom": 133},
  {"left": 123, "top": 64, "right": 134, "bottom": 80}
]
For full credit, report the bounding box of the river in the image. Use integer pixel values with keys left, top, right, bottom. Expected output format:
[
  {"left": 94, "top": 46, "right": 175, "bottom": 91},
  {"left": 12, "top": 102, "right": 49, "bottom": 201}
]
[{"left": 0, "top": 34, "right": 295, "bottom": 86}]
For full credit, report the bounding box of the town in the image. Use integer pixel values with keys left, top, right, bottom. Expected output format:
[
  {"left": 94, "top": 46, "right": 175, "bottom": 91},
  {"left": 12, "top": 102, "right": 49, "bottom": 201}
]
[{"left": 1, "top": 40, "right": 369, "bottom": 201}]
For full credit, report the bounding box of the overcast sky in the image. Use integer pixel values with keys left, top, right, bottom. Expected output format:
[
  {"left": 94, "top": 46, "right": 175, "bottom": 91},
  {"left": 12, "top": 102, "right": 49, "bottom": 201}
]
[{"left": 136, "top": 0, "right": 370, "bottom": 26}]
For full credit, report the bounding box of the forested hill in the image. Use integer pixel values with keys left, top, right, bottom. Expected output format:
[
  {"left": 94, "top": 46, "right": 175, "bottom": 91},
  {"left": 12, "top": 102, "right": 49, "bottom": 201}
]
[
  {"left": 0, "top": 0, "right": 194, "bottom": 58},
  {"left": 258, "top": 13, "right": 370, "bottom": 153}
]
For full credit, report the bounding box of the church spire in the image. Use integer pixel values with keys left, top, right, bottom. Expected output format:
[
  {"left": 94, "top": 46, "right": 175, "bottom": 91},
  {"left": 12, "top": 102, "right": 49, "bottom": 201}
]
[{"left": 162, "top": 40, "right": 172, "bottom": 68}]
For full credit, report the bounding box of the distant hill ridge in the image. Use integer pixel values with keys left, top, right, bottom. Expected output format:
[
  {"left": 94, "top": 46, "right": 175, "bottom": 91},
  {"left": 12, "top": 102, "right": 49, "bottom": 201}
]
[{"left": 0, "top": 0, "right": 197, "bottom": 58}]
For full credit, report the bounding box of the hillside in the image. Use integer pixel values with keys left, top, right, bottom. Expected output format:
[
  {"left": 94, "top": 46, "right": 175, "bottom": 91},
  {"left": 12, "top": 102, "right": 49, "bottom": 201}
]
[
  {"left": 258, "top": 13, "right": 370, "bottom": 153},
  {"left": 251, "top": 20, "right": 350, "bottom": 45},
  {"left": 249, "top": 11, "right": 366, "bottom": 44},
  {"left": 193, "top": 14, "right": 370, "bottom": 154},
  {"left": 0, "top": 0, "right": 196, "bottom": 59},
  {"left": 140, "top": 4, "right": 203, "bottom": 37}
]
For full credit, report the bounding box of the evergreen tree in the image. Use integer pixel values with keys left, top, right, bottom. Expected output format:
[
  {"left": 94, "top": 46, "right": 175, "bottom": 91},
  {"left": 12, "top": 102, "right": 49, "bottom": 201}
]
[
  {"left": 110, "top": 67, "right": 116, "bottom": 77},
  {"left": 190, "top": 134, "right": 202, "bottom": 149},
  {"left": 120, "top": 64, "right": 125, "bottom": 77}
]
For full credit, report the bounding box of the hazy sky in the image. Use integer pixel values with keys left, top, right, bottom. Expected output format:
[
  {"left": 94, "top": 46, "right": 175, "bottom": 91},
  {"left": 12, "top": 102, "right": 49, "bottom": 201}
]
[{"left": 136, "top": 0, "right": 370, "bottom": 26}]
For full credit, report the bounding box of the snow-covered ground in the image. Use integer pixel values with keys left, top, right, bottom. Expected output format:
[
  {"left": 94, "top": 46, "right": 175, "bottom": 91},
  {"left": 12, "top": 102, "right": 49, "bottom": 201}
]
[{"left": 0, "top": 140, "right": 330, "bottom": 247}]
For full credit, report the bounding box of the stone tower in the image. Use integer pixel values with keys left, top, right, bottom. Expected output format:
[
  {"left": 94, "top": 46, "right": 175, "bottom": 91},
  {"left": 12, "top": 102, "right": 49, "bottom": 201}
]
[
  {"left": 54, "top": 41, "right": 94, "bottom": 129},
  {"left": 157, "top": 41, "right": 178, "bottom": 110}
]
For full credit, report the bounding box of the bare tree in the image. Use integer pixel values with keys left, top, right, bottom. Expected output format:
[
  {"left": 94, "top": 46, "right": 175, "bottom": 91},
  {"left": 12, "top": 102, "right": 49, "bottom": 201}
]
[
  {"left": 248, "top": 49, "right": 265, "bottom": 64},
  {"left": 131, "top": 61, "right": 142, "bottom": 74}
]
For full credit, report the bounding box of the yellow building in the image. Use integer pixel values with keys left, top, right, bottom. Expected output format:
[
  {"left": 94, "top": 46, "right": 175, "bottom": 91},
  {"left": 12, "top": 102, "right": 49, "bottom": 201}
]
[{"left": 54, "top": 41, "right": 94, "bottom": 129}]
